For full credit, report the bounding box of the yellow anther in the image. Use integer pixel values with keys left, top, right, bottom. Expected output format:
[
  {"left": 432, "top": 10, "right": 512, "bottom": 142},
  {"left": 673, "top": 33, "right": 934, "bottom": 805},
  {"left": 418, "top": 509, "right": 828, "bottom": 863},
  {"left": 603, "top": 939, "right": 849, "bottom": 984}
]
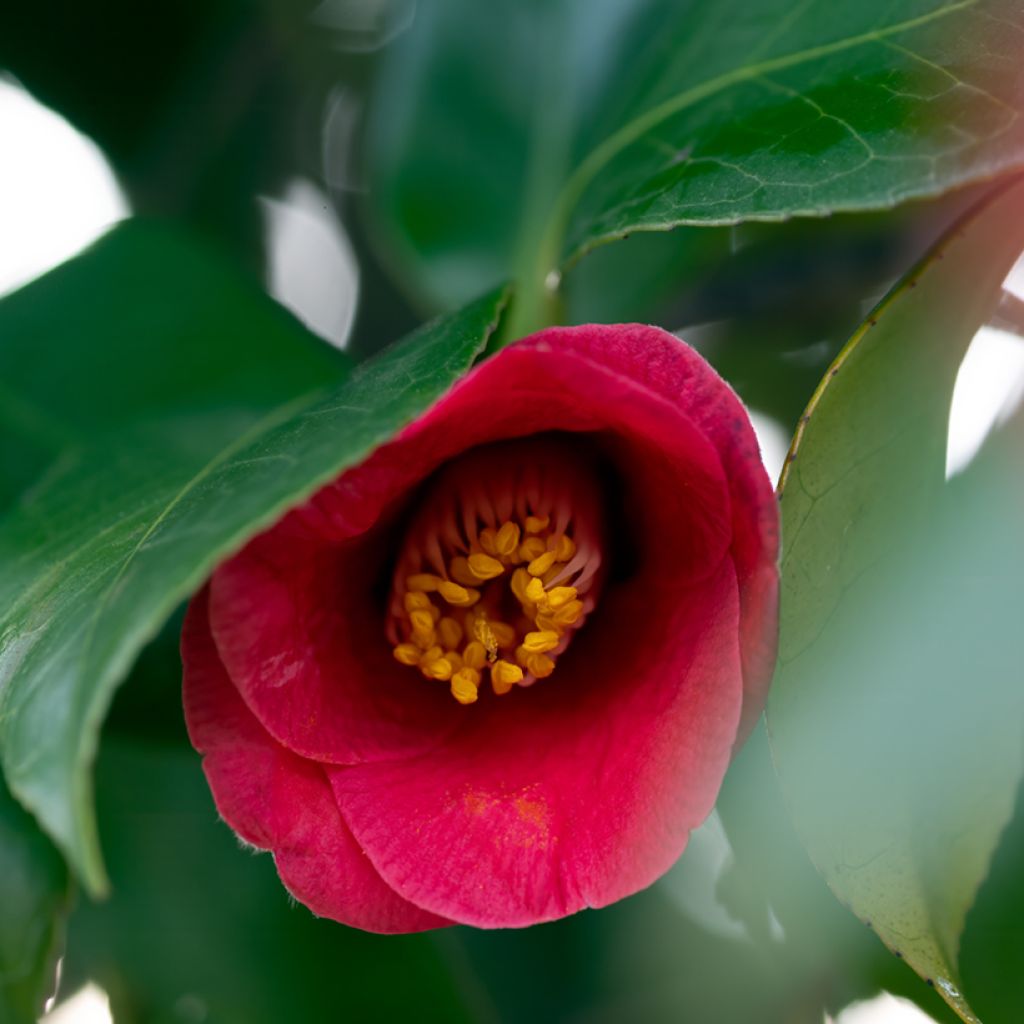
[
  {"left": 525, "top": 576, "right": 547, "bottom": 604},
  {"left": 478, "top": 528, "right": 499, "bottom": 556},
  {"left": 522, "top": 630, "right": 560, "bottom": 654},
  {"left": 491, "top": 659, "right": 524, "bottom": 695},
  {"left": 449, "top": 556, "right": 480, "bottom": 586},
  {"left": 495, "top": 521, "right": 521, "bottom": 557},
  {"left": 462, "top": 641, "right": 486, "bottom": 670},
  {"left": 409, "top": 609, "right": 435, "bottom": 634},
  {"left": 467, "top": 552, "right": 504, "bottom": 580},
  {"left": 549, "top": 534, "right": 576, "bottom": 562},
  {"left": 438, "top": 581, "right": 479, "bottom": 607},
  {"left": 545, "top": 585, "right": 577, "bottom": 609},
  {"left": 534, "top": 613, "right": 560, "bottom": 633},
  {"left": 412, "top": 628, "right": 437, "bottom": 650},
  {"left": 446, "top": 651, "right": 463, "bottom": 672},
  {"left": 510, "top": 567, "right": 533, "bottom": 604},
  {"left": 420, "top": 645, "right": 443, "bottom": 664},
  {"left": 519, "top": 537, "right": 546, "bottom": 562},
  {"left": 404, "top": 591, "right": 432, "bottom": 612},
  {"left": 526, "top": 652, "right": 555, "bottom": 678},
  {"left": 451, "top": 668, "right": 481, "bottom": 705},
  {"left": 438, "top": 616, "right": 463, "bottom": 649},
  {"left": 525, "top": 515, "right": 550, "bottom": 533},
  {"left": 527, "top": 551, "right": 557, "bottom": 577},
  {"left": 489, "top": 621, "right": 516, "bottom": 648},
  {"left": 406, "top": 573, "right": 441, "bottom": 592},
  {"left": 423, "top": 657, "right": 454, "bottom": 681},
  {"left": 393, "top": 643, "right": 421, "bottom": 666},
  {"left": 553, "top": 599, "right": 584, "bottom": 626}
]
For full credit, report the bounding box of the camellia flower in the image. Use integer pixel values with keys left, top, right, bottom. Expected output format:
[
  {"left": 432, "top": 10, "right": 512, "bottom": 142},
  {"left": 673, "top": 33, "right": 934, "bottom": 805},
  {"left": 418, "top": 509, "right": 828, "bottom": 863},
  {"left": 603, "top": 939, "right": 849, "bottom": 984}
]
[{"left": 182, "top": 323, "right": 779, "bottom": 932}]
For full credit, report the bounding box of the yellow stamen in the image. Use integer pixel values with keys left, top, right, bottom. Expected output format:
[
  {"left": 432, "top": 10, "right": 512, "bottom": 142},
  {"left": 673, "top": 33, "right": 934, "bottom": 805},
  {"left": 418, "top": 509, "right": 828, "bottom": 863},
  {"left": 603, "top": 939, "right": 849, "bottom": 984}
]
[
  {"left": 462, "top": 641, "right": 486, "bottom": 670},
  {"left": 409, "top": 609, "right": 435, "bottom": 635},
  {"left": 438, "top": 581, "right": 480, "bottom": 607},
  {"left": 495, "top": 521, "right": 521, "bottom": 557},
  {"left": 510, "top": 567, "right": 533, "bottom": 605},
  {"left": 546, "top": 585, "right": 577, "bottom": 609},
  {"left": 438, "top": 616, "right": 463, "bottom": 649},
  {"left": 387, "top": 441, "right": 601, "bottom": 703},
  {"left": 522, "top": 630, "right": 560, "bottom": 654},
  {"left": 526, "top": 652, "right": 555, "bottom": 678},
  {"left": 404, "top": 591, "right": 432, "bottom": 612},
  {"left": 451, "top": 667, "right": 481, "bottom": 704},
  {"left": 553, "top": 600, "right": 584, "bottom": 626},
  {"left": 491, "top": 659, "right": 523, "bottom": 695},
  {"left": 550, "top": 535, "right": 576, "bottom": 561},
  {"left": 393, "top": 643, "right": 421, "bottom": 666},
  {"left": 489, "top": 621, "right": 516, "bottom": 648},
  {"left": 412, "top": 627, "right": 437, "bottom": 650},
  {"left": 423, "top": 657, "right": 454, "bottom": 681},
  {"left": 518, "top": 537, "right": 546, "bottom": 562},
  {"left": 406, "top": 573, "right": 441, "bottom": 592},
  {"left": 467, "top": 552, "right": 504, "bottom": 580},
  {"left": 527, "top": 550, "right": 557, "bottom": 577},
  {"left": 449, "top": 556, "right": 480, "bottom": 586}
]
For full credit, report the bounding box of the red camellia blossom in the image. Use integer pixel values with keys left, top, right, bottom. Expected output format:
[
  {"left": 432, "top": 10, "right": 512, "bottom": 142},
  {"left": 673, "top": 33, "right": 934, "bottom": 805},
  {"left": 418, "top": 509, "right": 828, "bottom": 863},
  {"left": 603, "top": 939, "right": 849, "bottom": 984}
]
[{"left": 182, "top": 323, "right": 779, "bottom": 933}]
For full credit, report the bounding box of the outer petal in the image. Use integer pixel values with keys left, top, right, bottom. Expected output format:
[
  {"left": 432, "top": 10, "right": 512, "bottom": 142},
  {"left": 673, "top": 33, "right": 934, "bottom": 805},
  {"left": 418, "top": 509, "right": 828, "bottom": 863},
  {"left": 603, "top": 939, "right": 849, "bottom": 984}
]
[
  {"left": 182, "top": 589, "right": 448, "bottom": 933},
  {"left": 331, "top": 558, "right": 743, "bottom": 927},
  {"left": 520, "top": 325, "right": 779, "bottom": 738},
  {"left": 208, "top": 330, "right": 736, "bottom": 765}
]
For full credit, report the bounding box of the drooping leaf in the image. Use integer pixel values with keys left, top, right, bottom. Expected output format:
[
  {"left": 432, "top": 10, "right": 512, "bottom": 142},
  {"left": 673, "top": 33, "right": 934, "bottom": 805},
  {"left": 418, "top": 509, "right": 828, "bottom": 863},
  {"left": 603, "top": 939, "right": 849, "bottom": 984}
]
[
  {"left": 0, "top": 777, "right": 69, "bottom": 1024},
  {"left": 365, "top": 0, "right": 1024, "bottom": 329},
  {"left": 0, "top": 219, "right": 509, "bottom": 895},
  {"left": 767, "top": 177, "right": 1024, "bottom": 1022}
]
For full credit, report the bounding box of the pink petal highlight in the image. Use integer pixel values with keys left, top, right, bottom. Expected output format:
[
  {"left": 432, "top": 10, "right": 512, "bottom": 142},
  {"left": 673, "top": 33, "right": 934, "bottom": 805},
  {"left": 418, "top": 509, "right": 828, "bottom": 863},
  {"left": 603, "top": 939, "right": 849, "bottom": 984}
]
[{"left": 182, "top": 590, "right": 449, "bottom": 933}]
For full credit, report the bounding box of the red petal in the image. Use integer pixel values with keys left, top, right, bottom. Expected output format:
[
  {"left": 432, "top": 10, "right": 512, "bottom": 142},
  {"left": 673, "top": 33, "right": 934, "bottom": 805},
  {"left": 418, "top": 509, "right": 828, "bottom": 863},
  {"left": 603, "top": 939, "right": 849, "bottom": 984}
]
[
  {"left": 182, "top": 589, "right": 449, "bottom": 933},
  {"left": 520, "top": 325, "right": 779, "bottom": 739},
  {"left": 208, "top": 328, "right": 738, "bottom": 765},
  {"left": 331, "top": 558, "right": 743, "bottom": 927}
]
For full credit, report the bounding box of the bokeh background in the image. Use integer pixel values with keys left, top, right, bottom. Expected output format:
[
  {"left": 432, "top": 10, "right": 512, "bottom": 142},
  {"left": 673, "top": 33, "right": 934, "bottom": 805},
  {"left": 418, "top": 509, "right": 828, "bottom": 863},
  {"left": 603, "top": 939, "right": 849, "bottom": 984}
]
[{"left": 2, "top": 2, "right": 1023, "bottom": 1022}]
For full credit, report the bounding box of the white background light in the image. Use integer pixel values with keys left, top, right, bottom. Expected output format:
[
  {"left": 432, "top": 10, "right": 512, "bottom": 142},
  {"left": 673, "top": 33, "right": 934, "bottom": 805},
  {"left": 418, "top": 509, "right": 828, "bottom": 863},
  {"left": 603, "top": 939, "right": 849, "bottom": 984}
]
[{"left": 0, "top": 77, "right": 128, "bottom": 298}]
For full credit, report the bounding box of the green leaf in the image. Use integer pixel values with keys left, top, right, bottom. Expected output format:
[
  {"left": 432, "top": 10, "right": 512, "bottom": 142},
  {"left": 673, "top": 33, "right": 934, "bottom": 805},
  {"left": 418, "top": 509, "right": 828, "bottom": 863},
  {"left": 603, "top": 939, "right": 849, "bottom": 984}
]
[
  {"left": 0, "top": 776, "right": 69, "bottom": 1024},
  {"left": 60, "top": 738, "right": 476, "bottom": 1024},
  {"left": 767, "top": 177, "right": 1024, "bottom": 1022},
  {"left": 0, "top": 219, "right": 509, "bottom": 896},
  {"left": 366, "top": 0, "right": 1024, "bottom": 329}
]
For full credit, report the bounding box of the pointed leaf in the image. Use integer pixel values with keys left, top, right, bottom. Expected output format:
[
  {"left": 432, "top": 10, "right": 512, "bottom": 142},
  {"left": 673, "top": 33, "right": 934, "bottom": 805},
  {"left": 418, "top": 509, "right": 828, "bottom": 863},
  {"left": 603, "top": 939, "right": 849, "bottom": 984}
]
[
  {"left": 0, "top": 221, "right": 508, "bottom": 893},
  {"left": 768, "top": 177, "right": 1024, "bottom": 1022}
]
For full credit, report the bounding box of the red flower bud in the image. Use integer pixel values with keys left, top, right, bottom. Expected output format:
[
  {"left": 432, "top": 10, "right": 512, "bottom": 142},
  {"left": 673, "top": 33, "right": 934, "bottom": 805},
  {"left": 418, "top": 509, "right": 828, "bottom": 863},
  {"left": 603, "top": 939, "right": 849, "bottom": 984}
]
[{"left": 182, "top": 323, "right": 779, "bottom": 932}]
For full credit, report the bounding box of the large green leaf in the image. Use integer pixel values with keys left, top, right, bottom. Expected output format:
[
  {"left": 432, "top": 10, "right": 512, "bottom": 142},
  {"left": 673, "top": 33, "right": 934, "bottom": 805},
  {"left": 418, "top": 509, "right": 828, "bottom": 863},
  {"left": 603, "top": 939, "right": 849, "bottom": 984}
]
[
  {"left": 0, "top": 777, "right": 69, "bottom": 1024},
  {"left": 0, "top": 220, "right": 508, "bottom": 895},
  {"left": 366, "top": 0, "right": 1024, "bottom": 329},
  {"left": 767, "top": 177, "right": 1024, "bottom": 1022}
]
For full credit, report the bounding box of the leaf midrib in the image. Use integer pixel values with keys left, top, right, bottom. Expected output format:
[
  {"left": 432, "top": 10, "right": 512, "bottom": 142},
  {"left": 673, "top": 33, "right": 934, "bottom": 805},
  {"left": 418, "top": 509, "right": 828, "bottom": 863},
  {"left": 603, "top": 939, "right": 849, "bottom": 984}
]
[{"left": 530, "top": 0, "right": 980, "bottom": 291}]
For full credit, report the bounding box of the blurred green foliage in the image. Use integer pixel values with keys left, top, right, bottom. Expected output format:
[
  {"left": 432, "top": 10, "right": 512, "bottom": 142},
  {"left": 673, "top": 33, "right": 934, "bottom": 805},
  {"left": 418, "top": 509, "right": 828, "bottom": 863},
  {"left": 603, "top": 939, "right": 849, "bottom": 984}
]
[{"left": 1, "top": 2, "right": 1022, "bottom": 1023}]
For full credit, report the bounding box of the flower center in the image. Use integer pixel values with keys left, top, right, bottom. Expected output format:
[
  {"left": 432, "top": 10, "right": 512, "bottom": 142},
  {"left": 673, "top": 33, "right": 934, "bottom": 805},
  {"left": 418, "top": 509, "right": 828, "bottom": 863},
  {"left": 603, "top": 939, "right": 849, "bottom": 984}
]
[{"left": 387, "top": 438, "right": 605, "bottom": 704}]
